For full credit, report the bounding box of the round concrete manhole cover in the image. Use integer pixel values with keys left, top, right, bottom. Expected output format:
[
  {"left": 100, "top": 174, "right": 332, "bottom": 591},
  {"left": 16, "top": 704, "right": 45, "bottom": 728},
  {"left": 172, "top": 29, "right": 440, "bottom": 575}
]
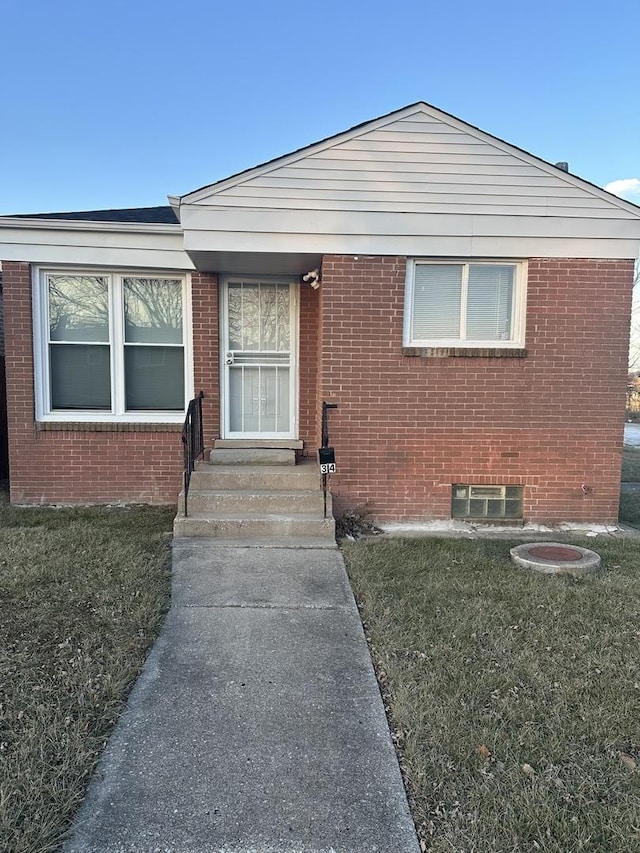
[
  {"left": 526, "top": 545, "right": 584, "bottom": 562},
  {"left": 510, "top": 542, "right": 601, "bottom": 575}
]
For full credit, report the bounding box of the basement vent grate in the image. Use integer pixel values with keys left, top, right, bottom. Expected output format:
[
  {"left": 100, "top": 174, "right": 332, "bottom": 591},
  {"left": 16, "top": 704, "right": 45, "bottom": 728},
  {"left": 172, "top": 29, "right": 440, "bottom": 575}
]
[{"left": 452, "top": 484, "right": 523, "bottom": 520}]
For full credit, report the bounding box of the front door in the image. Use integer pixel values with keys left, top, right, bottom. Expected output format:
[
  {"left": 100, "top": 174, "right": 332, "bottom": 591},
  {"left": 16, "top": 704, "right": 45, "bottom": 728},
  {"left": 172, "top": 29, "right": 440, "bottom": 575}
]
[{"left": 222, "top": 279, "right": 297, "bottom": 438}]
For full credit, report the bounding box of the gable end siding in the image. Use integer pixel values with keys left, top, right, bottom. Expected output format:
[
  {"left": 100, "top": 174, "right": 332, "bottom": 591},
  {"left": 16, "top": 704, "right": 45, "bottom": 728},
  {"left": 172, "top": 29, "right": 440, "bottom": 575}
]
[
  {"left": 191, "top": 111, "right": 633, "bottom": 220},
  {"left": 179, "top": 106, "right": 640, "bottom": 262}
]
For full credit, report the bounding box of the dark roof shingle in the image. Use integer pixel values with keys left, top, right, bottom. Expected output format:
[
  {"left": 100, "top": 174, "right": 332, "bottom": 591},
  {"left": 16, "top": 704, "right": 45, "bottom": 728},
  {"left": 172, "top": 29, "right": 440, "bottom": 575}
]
[{"left": 9, "top": 206, "right": 178, "bottom": 224}]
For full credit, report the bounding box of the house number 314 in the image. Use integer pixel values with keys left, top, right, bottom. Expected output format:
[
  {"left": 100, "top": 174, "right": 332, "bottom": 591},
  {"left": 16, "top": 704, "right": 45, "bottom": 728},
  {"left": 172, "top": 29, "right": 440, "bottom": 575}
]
[{"left": 319, "top": 447, "right": 337, "bottom": 475}]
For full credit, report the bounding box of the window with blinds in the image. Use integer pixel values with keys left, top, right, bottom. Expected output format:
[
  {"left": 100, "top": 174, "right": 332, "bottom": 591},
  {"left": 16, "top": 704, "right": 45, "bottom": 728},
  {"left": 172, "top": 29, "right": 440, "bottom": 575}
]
[
  {"left": 404, "top": 260, "right": 525, "bottom": 348},
  {"left": 36, "top": 270, "right": 189, "bottom": 422}
]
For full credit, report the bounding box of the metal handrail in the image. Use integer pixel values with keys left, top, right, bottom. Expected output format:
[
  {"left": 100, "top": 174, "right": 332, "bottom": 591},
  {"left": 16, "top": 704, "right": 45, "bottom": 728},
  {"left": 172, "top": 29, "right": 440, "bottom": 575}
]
[
  {"left": 181, "top": 391, "right": 205, "bottom": 517},
  {"left": 321, "top": 402, "right": 338, "bottom": 518},
  {"left": 322, "top": 401, "right": 337, "bottom": 449}
]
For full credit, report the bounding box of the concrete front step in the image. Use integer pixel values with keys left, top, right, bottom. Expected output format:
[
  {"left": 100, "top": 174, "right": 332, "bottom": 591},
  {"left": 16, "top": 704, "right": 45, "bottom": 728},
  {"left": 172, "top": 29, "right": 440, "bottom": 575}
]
[
  {"left": 171, "top": 536, "right": 338, "bottom": 549},
  {"left": 210, "top": 448, "right": 295, "bottom": 466},
  {"left": 173, "top": 514, "right": 336, "bottom": 540},
  {"left": 174, "top": 456, "right": 333, "bottom": 543},
  {"left": 192, "top": 460, "right": 321, "bottom": 491},
  {"left": 214, "top": 439, "right": 304, "bottom": 450},
  {"left": 185, "top": 489, "right": 331, "bottom": 516}
]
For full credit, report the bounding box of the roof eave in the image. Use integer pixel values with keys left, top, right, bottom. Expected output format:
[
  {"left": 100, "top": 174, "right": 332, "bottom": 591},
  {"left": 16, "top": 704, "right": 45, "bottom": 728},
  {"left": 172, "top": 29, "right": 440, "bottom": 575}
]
[{"left": 0, "top": 216, "right": 183, "bottom": 235}]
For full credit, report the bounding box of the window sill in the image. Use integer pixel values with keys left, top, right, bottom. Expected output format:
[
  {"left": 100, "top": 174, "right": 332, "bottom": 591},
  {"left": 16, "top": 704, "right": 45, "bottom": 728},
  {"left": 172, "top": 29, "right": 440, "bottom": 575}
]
[
  {"left": 402, "top": 347, "right": 527, "bottom": 358},
  {"left": 36, "top": 422, "right": 182, "bottom": 433}
]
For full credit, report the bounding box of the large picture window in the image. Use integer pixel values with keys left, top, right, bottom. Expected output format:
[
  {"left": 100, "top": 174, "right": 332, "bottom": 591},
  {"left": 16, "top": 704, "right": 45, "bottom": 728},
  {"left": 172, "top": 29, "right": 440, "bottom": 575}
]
[
  {"left": 404, "top": 260, "right": 526, "bottom": 348},
  {"left": 36, "top": 270, "right": 189, "bottom": 421}
]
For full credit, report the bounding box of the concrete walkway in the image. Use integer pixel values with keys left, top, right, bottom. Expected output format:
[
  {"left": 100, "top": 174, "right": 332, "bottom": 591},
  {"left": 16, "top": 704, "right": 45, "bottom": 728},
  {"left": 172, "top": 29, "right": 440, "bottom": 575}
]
[
  {"left": 62, "top": 541, "right": 420, "bottom": 853},
  {"left": 624, "top": 422, "right": 640, "bottom": 447}
]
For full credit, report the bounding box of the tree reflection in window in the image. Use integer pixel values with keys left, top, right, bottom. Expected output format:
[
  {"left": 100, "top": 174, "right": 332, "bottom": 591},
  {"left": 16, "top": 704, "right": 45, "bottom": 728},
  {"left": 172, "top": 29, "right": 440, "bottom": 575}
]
[
  {"left": 123, "top": 279, "right": 184, "bottom": 409},
  {"left": 47, "top": 275, "right": 111, "bottom": 409},
  {"left": 228, "top": 282, "right": 290, "bottom": 352},
  {"left": 124, "top": 278, "right": 183, "bottom": 344},
  {"left": 48, "top": 276, "right": 109, "bottom": 341}
]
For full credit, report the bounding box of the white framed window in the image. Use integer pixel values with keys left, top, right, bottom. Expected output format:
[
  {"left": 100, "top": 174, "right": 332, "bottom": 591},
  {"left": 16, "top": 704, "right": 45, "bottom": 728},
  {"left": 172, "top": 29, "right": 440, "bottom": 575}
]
[
  {"left": 403, "top": 260, "right": 527, "bottom": 348},
  {"left": 34, "top": 269, "right": 192, "bottom": 422}
]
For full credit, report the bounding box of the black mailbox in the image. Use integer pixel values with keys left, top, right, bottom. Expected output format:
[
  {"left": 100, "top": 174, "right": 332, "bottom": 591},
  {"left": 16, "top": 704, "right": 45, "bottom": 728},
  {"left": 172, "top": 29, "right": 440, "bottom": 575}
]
[{"left": 318, "top": 447, "right": 336, "bottom": 474}]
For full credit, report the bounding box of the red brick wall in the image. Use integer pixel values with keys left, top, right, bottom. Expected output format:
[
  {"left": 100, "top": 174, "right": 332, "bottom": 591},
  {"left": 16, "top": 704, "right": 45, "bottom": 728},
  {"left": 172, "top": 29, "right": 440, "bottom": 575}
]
[
  {"left": 2, "top": 263, "right": 319, "bottom": 503},
  {"left": 3, "top": 262, "right": 219, "bottom": 505},
  {"left": 299, "top": 283, "right": 320, "bottom": 451},
  {"left": 3, "top": 255, "right": 634, "bottom": 521},
  {"left": 319, "top": 255, "right": 634, "bottom": 524},
  {"left": 192, "top": 272, "right": 220, "bottom": 455}
]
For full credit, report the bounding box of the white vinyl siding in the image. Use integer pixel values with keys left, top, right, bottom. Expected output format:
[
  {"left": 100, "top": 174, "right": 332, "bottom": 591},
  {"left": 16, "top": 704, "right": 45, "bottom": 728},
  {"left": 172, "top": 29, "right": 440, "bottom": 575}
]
[
  {"left": 0, "top": 221, "right": 193, "bottom": 269},
  {"left": 202, "top": 113, "right": 631, "bottom": 219},
  {"left": 179, "top": 104, "right": 640, "bottom": 262},
  {"left": 404, "top": 260, "right": 526, "bottom": 348},
  {"left": 34, "top": 269, "right": 191, "bottom": 422}
]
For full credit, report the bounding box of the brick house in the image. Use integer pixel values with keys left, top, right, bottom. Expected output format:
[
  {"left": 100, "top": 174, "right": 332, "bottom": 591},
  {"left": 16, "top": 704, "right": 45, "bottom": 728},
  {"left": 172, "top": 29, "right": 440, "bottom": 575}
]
[
  {"left": 1, "top": 102, "right": 639, "bottom": 527},
  {"left": 0, "top": 271, "right": 7, "bottom": 478}
]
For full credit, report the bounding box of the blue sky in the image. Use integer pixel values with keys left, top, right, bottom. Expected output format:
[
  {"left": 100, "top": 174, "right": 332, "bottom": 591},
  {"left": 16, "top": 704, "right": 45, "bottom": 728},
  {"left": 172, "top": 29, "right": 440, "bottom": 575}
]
[{"left": 2, "top": 0, "right": 639, "bottom": 215}]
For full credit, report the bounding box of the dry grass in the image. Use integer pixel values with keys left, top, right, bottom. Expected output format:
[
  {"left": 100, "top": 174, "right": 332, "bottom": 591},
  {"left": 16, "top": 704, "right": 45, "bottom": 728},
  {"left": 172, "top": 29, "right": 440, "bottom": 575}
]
[
  {"left": 622, "top": 448, "right": 640, "bottom": 482},
  {"left": 0, "top": 496, "right": 174, "bottom": 853},
  {"left": 619, "top": 490, "right": 640, "bottom": 528},
  {"left": 343, "top": 536, "right": 640, "bottom": 852}
]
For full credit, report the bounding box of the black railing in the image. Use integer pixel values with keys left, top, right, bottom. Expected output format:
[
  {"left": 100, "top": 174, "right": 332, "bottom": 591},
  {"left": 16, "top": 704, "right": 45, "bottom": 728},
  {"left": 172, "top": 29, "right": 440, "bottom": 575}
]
[
  {"left": 321, "top": 402, "right": 338, "bottom": 519},
  {"left": 322, "top": 401, "right": 338, "bottom": 449},
  {"left": 181, "top": 391, "right": 205, "bottom": 517}
]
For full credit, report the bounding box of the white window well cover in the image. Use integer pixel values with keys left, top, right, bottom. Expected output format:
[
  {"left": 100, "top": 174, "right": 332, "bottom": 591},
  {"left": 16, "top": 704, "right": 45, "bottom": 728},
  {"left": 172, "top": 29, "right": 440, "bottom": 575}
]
[{"left": 405, "top": 260, "right": 526, "bottom": 348}]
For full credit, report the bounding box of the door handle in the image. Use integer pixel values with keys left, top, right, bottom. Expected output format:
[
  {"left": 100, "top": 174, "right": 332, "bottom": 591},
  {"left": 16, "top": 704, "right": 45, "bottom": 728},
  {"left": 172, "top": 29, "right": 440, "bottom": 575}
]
[{"left": 225, "top": 351, "right": 235, "bottom": 366}]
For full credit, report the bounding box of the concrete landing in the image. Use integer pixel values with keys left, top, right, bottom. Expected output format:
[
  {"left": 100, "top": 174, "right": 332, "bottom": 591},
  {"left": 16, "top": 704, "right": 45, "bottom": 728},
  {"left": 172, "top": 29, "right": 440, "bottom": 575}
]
[
  {"left": 62, "top": 543, "right": 420, "bottom": 853},
  {"left": 210, "top": 448, "right": 295, "bottom": 465}
]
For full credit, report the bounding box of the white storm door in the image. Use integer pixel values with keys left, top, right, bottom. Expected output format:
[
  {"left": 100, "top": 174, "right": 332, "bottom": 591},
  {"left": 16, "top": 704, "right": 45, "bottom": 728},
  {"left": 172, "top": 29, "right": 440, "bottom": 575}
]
[{"left": 222, "top": 280, "right": 297, "bottom": 438}]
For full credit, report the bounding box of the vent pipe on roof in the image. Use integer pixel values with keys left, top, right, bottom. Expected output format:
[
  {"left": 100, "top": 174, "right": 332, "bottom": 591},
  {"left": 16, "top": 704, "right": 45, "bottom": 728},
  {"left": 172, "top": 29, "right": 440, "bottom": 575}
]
[{"left": 555, "top": 161, "right": 569, "bottom": 172}]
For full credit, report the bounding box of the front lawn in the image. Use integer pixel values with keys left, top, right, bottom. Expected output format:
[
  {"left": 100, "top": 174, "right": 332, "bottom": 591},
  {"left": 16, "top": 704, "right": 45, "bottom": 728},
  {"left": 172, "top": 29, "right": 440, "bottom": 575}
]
[
  {"left": 620, "top": 447, "right": 640, "bottom": 528},
  {"left": 343, "top": 537, "right": 640, "bottom": 852},
  {"left": 0, "top": 497, "right": 174, "bottom": 853},
  {"left": 619, "top": 490, "right": 640, "bottom": 529},
  {"left": 621, "top": 447, "right": 640, "bottom": 482}
]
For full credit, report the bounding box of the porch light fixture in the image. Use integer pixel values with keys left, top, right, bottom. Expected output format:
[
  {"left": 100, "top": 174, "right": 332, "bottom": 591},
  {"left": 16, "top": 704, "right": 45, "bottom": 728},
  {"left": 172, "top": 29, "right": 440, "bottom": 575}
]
[{"left": 302, "top": 268, "right": 321, "bottom": 289}]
